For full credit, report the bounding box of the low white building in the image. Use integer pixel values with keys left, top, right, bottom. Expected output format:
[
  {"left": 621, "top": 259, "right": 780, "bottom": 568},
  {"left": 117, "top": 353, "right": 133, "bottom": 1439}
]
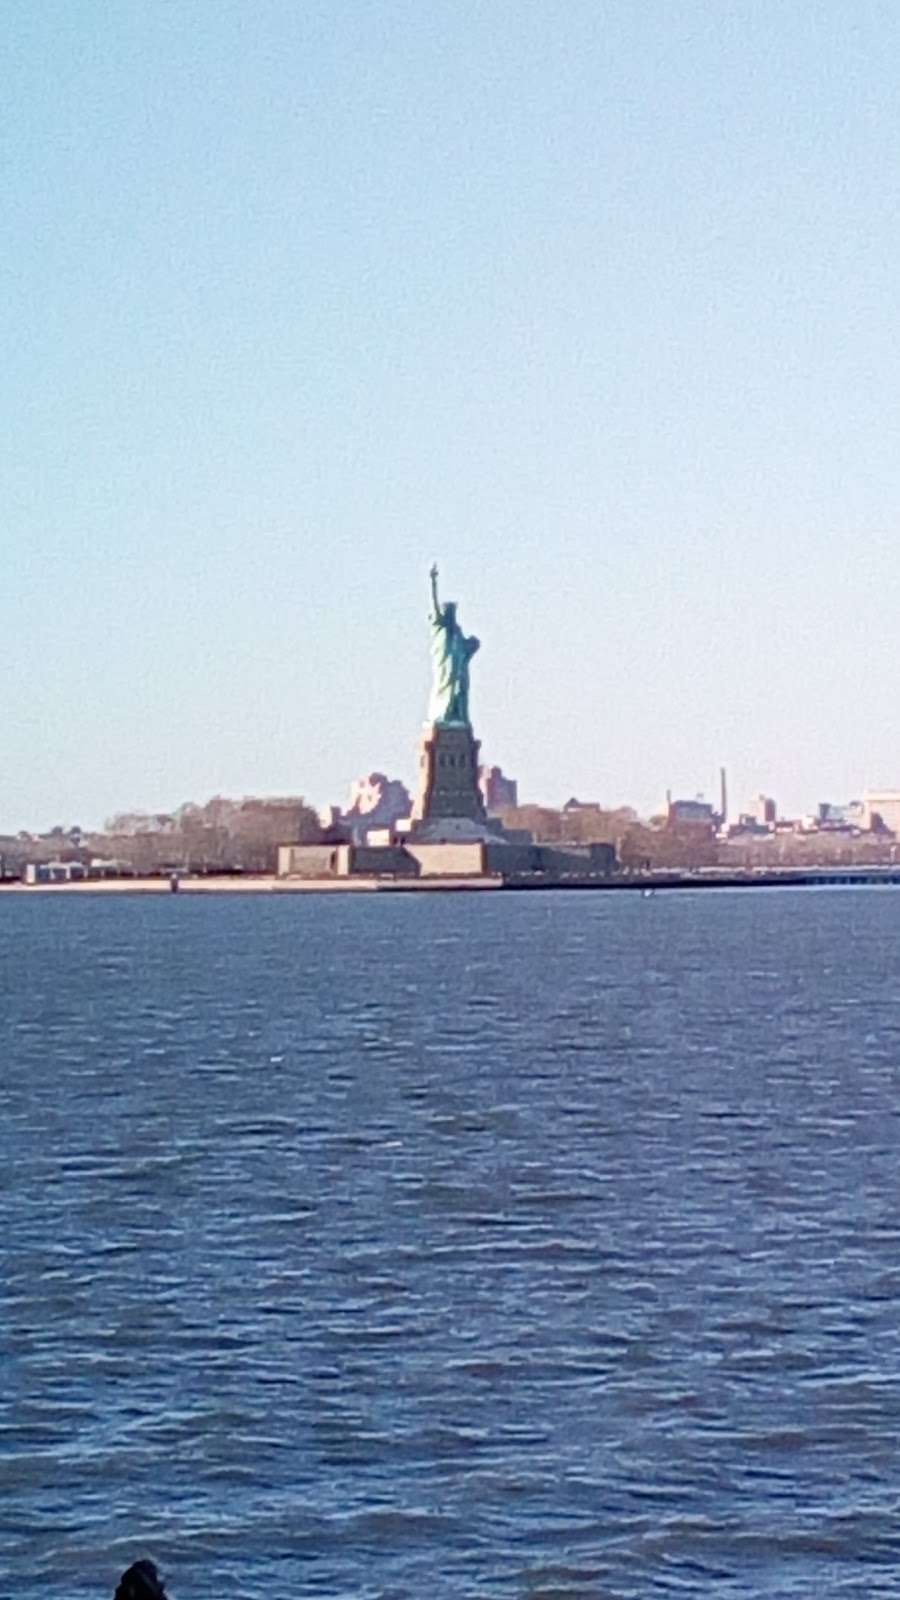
[{"left": 25, "top": 861, "right": 86, "bottom": 884}]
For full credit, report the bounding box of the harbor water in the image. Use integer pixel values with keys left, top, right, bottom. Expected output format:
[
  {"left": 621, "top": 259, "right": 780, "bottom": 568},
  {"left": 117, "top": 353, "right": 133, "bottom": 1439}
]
[{"left": 3, "top": 889, "right": 900, "bottom": 1598}]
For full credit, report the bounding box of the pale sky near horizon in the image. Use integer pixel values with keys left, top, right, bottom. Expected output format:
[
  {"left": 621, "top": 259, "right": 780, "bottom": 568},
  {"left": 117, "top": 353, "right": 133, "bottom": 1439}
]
[{"left": 4, "top": 0, "right": 900, "bottom": 831}]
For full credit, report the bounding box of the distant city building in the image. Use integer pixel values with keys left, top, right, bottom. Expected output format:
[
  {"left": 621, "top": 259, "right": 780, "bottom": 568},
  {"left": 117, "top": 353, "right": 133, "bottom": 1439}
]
[
  {"left": 321, "top": 772, "right": 413, "bottom": 843},
  {"left": 863, "top": 793, "right": 900, "bottom": 835},
  {"left": 816, "top": 801, "right": 865, "bottom": 831},
  {"left": 730, "top": 813, "right": 772, "bottom": 838},
  {"left": 479, "top": 765, "right": 518, "bottom": 812},
  {"left": 348, "top": 772, "right": 411, "bottom": 819},
  {"left": 753, "top": 795, "right": 777, "bottom": 826},
  {"left": 667, "top": 798, "right": 716, "bottom": 830},
  {"left": 664, "top": 772, "right": 728, "bottom": 829}
]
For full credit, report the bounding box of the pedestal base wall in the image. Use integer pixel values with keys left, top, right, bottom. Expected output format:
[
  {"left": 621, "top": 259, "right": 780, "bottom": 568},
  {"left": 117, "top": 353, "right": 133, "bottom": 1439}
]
[{"left": 411, "top": 722, "right": 487, "bottom": 825}]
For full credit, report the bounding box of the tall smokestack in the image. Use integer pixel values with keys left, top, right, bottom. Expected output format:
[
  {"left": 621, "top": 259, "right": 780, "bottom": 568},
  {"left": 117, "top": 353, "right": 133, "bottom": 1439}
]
[{"left": 719, "top": 767, "right": 728, "bottom": 825}]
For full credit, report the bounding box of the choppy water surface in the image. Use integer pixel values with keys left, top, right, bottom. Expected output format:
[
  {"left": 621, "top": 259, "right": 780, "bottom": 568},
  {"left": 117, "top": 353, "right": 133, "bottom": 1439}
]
[{"left": 3, "top": 890, "right": 900, "bottom": 1598}]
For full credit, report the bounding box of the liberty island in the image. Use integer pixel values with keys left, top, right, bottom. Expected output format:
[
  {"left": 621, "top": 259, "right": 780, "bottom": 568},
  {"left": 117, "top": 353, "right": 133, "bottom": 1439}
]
[
  {"left": 7, "top": 561, "right": 900, "bottom": 890},
  {"left": 275, "top": 563, "right": 614, "bottom": 878}
]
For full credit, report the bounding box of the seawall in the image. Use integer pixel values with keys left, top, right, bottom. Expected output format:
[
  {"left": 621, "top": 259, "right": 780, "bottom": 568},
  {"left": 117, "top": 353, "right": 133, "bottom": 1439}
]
[{"left": 4, "top": 868, "right": 900, "bottom": 895}]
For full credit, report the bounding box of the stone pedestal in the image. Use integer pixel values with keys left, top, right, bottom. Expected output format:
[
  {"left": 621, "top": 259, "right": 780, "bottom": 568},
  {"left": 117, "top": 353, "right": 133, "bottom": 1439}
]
[{"left": 410, "top": 721, "right": 488, "bottom": 831}]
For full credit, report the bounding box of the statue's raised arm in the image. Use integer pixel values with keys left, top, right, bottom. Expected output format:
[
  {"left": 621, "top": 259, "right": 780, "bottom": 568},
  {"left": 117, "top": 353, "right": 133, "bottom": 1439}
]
[{"left": 429, "top": 562, "right": 441, "bottom": 621}]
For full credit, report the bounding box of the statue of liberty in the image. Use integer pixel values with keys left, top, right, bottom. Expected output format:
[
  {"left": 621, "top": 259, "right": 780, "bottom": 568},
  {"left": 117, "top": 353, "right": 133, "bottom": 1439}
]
[{"left": 427, "top": 563, "right": 480, "bottom": 726}]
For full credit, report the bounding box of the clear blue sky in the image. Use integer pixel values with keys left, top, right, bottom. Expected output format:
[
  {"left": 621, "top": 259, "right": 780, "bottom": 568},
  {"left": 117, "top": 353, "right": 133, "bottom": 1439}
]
[{"left": 4, "top": 0, "right": 900, "bottom": 830}]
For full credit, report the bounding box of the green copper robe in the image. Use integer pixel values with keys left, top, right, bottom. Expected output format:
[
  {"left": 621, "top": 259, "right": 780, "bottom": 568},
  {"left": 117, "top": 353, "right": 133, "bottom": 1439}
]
[{"left": 427, "top": 576, "right": 480, "bottom": 726}]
